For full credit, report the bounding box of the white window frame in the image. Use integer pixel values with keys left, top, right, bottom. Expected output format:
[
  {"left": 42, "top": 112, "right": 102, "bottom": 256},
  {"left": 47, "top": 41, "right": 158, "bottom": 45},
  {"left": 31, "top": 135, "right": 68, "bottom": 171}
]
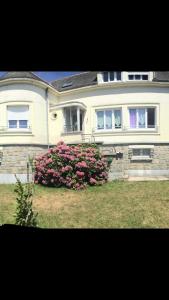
[
  {"left": 7, "top": 105, "right": 30, "bottom": 131},
  {"left": 129, "top": 145, "right": 154, "bottom": 161},
  {"left": 96, "top": 108, "right": 122, "bottom": 132},
  {"left": 127, "top": 72, "right": 149, "bottom": 81},
  {"left": 128, "top": 107, "right": 156, "bottom": 130},
  {"left": 102, "top": 72, "right": 122, "bottom": 82},
  {"left": 64, "top": 106, "right": 84, "bottom": 133}
]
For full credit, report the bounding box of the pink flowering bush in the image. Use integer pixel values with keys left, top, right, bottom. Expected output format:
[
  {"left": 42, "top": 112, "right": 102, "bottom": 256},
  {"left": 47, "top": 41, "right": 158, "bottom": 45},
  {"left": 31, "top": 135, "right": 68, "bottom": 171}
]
[{"left": 34, "top": 141, "right": 109, "bottom": 190}]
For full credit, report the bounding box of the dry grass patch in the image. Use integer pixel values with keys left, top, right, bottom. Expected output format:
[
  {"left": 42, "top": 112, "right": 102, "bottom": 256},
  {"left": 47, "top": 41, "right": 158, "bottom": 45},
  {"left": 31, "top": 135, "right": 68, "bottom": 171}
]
[{"left": 33, "top": 188, "right": 81, "bottom": 213}]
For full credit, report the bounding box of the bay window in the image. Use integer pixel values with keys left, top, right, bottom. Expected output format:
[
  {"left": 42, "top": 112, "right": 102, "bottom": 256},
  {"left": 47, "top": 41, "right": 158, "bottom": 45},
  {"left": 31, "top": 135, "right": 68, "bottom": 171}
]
[
  {"left": 129, "top": 107, "right": 155, "bottom": 129},
  {"left": 96, "top": 109, "right": 122, "bottom": 130},
  {"left": 64, "top": 107, "right": 84, "bottom": 133},
  {"left": 7, "top": 105, "right": 29, "bottom": 129}
]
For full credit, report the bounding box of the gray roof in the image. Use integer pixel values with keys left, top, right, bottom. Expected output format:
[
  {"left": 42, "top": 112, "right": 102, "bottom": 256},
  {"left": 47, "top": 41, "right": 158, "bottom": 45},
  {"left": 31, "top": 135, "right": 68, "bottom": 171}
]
[
  {"left": 0, "top": 71, "right": 47, "bottom": 83},
  {"left": 1, "top": 71, "right": 169, "bottom": 93},
  {"left": 51, "top": 72, "right": 98, "bottom": 92}
]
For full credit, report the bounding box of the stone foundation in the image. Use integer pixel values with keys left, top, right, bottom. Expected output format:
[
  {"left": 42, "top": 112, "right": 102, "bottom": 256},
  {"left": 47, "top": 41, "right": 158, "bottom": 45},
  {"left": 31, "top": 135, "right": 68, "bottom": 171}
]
[
  {"left": 0, "top": 145, "right": 47, "bottom": 183},
  {"left": 1, "top": 143, "right": 169, "bottom": 183},
  {"left": 99, "top": 144, "right": 169, "bottom": 180}
]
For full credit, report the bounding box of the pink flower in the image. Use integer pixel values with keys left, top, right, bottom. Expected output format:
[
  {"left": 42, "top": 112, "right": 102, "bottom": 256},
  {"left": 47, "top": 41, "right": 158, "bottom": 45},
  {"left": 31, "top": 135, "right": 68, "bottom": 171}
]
[
  {"left": 69, "top": 156, "right": 75, "bottom": 161},
  {"left": 53, "top": 172, "right": 59, "bottom": 177},
  {"left": 75, "top": 161, "right": 88, "bottom": 168},
  {"left": 46, "top": 158, "right": 53, "bottom": 164},
  {"left": 76, "top": 171, "right": 85, "bottom": 177},
  {"left": 61, "top": 165, "right": 73, "bottom": 173},
  {"left": 90, "top": 178, "right": 97, "bottom": 185}
]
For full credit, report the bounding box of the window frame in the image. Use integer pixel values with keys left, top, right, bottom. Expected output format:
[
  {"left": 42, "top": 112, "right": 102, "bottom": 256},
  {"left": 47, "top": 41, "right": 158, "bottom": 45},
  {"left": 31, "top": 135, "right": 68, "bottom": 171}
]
[
  {"left": 64, "top": 106, "right": 85, "bottom": 133},
  {"left": 127, "top": 72, "right": 149, "bottom": 81},
  {"left": 96, "top": 108, "right": 122, "bottom": 132},
  {"left": 7, "top": 105, "right": 30, "bottom": 131},
  {"left": 103, "top": 72, "right": 122, "bottom": 82},
  {"left": 129, "top": 145, "right": 154, "bottom": 161},
  {"left": 128, "top": 107, "right": 156, "bottom": 130}
]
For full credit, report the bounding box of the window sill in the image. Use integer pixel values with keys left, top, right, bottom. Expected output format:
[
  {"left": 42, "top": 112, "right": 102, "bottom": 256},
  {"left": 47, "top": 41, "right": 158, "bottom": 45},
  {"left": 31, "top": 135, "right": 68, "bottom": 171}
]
[
  {"left": 94, "top": 129, "right": 122, "bottom": 133},
  {"left": 61, "top": 131, "right": 83, "bottom": 136},
  {"left": 0, "top": 129, "right": 33, "bottom": 135},
  {"left": 131, "top": 156, "right": 152, "bottom": 161}
]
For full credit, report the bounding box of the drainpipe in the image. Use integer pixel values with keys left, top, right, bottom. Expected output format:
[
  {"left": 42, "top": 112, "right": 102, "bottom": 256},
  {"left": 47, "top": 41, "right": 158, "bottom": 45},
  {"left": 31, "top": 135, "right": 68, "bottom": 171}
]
[{"left": 45, "top": 87, "right": 50, "bottom": 149}]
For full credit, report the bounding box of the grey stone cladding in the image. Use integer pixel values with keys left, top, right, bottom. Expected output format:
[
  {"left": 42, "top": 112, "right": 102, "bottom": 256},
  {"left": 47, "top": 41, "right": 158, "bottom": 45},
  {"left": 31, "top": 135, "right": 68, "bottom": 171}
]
[
  {"left": 99, "top": 144, "right": 169, "bottom": 179},
  {"left": 0, "top": 145, "right": 47, "bottom": 182},
  {"left": 1, "top": 144, "right": 169, "bottom": 182}
]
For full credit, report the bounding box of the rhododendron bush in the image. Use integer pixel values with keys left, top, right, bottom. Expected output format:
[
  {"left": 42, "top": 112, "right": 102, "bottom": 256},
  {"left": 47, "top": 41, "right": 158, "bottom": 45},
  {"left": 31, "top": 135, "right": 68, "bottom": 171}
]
[{"left": 34, "top": 141, "right": 109, "bottom": 190}]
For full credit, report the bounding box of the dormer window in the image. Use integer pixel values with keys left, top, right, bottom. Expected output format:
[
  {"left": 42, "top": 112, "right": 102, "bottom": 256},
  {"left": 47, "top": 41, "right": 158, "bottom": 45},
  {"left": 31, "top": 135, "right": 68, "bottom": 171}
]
[
  {"left": 128, "top": 72, "right": 149, "bottom": 81},
  {"left": 103, "top": 72, "right": 121, "bottom": 82}
]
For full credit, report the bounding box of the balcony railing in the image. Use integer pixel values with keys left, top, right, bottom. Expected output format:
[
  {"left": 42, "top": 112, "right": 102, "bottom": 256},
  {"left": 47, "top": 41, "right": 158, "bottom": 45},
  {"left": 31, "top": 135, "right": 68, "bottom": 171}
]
[{"left": 63, "top": 125, "right": 83, "bottom": 134}]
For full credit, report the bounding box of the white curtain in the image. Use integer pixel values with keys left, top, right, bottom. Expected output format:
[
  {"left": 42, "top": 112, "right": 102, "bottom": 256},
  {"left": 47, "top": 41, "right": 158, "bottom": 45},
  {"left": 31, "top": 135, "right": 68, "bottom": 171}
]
[
  {"left": 105, "top": 110, "right": 112, "bottom": 129},
  {"left": 138, "top": 109, "right": 145, "bottom": 128},
  {"left": 97, "top": 111, "right": 104, "bottom": 129},
  {"left": 114, "top": 110, "right": 121, "bottom": 128}
]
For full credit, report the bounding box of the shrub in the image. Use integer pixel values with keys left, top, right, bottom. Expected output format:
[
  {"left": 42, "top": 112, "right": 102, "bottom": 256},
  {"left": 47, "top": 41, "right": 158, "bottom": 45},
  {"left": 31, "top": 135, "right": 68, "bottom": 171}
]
[
  {"left": 34, "top": 141, "right": 109, "bottom": 190},
  {"left": 14, "top": 175, "right": 38, "bottom": 227}
]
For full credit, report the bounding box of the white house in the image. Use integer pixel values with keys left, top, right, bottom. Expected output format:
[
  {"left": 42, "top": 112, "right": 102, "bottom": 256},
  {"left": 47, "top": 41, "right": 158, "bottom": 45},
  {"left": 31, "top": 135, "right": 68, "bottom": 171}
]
[{"left": 1, "top": 71, "right": 169, "bottom": 182}]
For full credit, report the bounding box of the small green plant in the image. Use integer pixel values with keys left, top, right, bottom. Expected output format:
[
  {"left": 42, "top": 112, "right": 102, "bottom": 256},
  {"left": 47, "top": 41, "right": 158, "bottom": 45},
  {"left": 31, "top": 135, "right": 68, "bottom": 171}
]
[{"left": 14, "top": 175, "right": 38, "bottom": 227}]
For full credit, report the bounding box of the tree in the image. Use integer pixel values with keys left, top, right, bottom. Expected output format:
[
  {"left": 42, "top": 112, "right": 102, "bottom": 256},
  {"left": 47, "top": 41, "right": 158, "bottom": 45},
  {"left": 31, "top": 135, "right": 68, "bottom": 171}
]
[{"left": 14, "top": 175, "right": 38, "bottom": 227}]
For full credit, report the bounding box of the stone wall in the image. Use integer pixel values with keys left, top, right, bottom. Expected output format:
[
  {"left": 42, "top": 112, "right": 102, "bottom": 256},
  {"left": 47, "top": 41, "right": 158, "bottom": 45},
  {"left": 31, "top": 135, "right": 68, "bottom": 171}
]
[
  {"left": 99, "top": 144, "right": 169, "bottom": 179},
  {"left": 0, "top": 145, "right": 47, "bottom": 183},
  {"left": 1, "top": 143, "right": 169, "bottom": 183}
]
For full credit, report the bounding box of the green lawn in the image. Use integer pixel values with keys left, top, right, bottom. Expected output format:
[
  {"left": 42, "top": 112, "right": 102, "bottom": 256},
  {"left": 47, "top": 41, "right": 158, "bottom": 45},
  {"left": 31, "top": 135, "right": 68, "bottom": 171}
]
[{"left": 1, "top": 181, "right": 169, "bottom": 228}]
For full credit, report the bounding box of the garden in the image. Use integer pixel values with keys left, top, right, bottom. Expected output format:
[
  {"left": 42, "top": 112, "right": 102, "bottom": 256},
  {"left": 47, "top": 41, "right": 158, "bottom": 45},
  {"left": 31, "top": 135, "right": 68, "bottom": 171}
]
[{"left": 1, "top": 142, "right": 169, "bottom": 228}]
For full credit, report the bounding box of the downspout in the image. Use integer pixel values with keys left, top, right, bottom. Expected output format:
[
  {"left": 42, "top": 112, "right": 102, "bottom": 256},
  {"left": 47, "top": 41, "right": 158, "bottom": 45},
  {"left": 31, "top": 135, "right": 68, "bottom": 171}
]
[{"left": 45, "top": 87, "right": 50, "bottom": 149}]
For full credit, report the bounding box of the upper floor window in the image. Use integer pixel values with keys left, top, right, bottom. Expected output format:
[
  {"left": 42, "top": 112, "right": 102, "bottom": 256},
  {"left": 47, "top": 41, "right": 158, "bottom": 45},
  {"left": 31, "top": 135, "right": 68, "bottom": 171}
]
[
  {"left": 96, "top": 109, "right": 122, "bottom": 130},
  {"left": 129, "top": 107, "right": 155, "bottom": 129},
  {"left": 7, "top": 105, "right": 29, "bottom": 129},
  {"left": 103, "top": 72, "right": 121, "bottom": 82},
  {"left": 128, "top": 72, "right": 149, "bottom": 81}
]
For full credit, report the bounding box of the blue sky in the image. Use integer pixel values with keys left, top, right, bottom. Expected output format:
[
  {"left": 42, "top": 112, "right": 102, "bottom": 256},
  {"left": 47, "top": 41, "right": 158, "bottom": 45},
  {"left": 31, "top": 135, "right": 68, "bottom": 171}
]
[{"left": 0, "top": 71, "right": 82, "bottom": 82}]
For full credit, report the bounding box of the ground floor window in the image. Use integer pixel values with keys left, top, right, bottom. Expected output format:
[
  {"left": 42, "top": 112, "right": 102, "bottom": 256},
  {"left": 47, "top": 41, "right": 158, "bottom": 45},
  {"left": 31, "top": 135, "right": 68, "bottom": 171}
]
[
  {"left": 64, "top": 107, "right": 84, "bottom": 133},
  {"left": 132, "top": 148, "right": 151, "bottom": 157},
  {"left": 129, "top": 107, "right": 155, "bottom": 129},
  {"left": 129, "top": 145, "right": 154, "bottom": 161},
  {"left": 96, "top": 109, "right": 121, "bottom": 130}
]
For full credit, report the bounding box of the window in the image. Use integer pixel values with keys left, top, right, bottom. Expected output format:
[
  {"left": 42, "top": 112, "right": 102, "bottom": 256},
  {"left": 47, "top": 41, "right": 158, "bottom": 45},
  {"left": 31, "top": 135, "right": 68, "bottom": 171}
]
[
  {"left": 129, "top": 145, "right": 154, "bottom": 161},
  {"left": 128, "top": 72, "right": 149, "bottom": 81},
  {"left": 7, "top": 105, "right": 29, "bottom": 129},
  {"left": 129, "top": 108, "right": 155, "bottom": 129},
  {"left": 133, "top": 149, "right": 151, "bottom": 157},
  {"left": 64, "top": 107, "right": 84, "bottom": 133},
  {"left": 103, "top": 72, "right": 121, "bottom": 82},
  {"left": 96, "top": 109, "right": 122, "bottom": 130},
  {"left": 131, "top": 148, "right": 152, "bottom": 161}
]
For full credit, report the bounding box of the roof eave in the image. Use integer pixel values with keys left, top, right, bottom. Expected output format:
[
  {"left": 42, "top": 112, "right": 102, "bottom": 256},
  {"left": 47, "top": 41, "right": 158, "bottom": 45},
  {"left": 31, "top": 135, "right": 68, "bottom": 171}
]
[
  {"left": 0, "top": 78, "right": 60, "bottom": 95},
  {"left": 58, "top": 81, "right": 169, "bottom": 95}
]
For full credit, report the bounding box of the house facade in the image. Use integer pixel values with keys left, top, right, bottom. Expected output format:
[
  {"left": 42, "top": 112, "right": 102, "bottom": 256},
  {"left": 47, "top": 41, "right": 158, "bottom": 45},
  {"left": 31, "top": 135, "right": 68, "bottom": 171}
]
[{"left": 1, "top": 71, "right": 169, "bottom": 183}]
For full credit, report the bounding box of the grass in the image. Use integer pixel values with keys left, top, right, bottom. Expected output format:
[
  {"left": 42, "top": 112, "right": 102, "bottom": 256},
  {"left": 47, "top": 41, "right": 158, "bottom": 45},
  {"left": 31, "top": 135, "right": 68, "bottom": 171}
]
[{"left": 1, "top": 181, "right": 169, "bottom": 228}]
